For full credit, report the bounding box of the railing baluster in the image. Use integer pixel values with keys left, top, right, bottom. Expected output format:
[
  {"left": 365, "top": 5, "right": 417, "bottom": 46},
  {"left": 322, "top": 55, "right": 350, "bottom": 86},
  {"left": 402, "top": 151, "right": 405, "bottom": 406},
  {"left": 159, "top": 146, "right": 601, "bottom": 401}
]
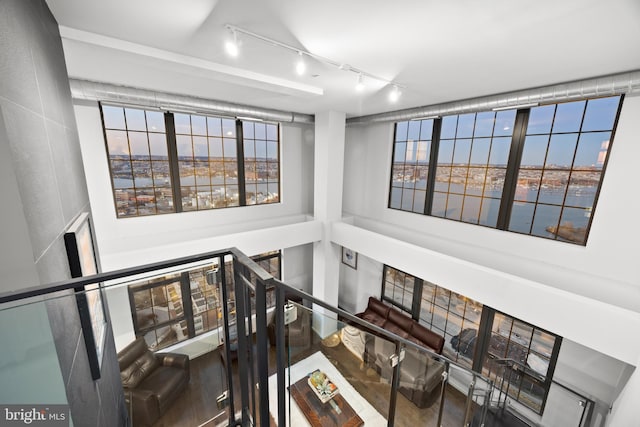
[
  {"left": 463, "top": 377, "right": 475, "bottom": 427},
  {"left": 275, "top": 286, "right": 286, "bottom": 427},
  {"left": 233, "top": 258, "right": 251, "bottom": 426},
  {"left": 255, "top": 276, "right": 270, "bottom": 427},
  {"left": 219, "top": 258, "right": 237, "bottom": 426},
  {"left": 436, "top": 362, "right": 449, "bottom": 427},
  {"left": 386, "top": 342, "right": 402, "bottom": 427}
]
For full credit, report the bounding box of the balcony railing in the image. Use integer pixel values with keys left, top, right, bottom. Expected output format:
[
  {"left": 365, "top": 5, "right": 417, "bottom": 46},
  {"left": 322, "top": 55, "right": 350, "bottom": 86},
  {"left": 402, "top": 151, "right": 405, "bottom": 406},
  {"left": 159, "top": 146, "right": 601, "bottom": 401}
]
[
  {"left": 0, "top": 248, "right": 598, "bottom": 427},
  {"left": 486, "top": 357, "right": 595, "bottom": 427}
]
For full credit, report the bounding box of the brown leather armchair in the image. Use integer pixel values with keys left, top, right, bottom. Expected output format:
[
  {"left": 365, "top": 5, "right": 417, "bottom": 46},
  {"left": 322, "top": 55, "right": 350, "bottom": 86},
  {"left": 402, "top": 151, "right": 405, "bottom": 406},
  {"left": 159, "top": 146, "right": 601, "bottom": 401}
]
[{"left": 118, "top": 338, "right": 190, "bottom": 426}]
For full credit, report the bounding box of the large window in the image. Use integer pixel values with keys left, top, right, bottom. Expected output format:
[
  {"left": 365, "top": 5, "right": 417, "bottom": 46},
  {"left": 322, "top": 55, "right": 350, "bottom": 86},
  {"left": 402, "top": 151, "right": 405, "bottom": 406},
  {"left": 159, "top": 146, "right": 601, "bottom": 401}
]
[
  {"left": 128, "top": 251, "right": 281, "bottom": 351},
  {"left": 382, "top": 266, "right": 482, "bottom": 369},
  {"left": 243, "top": 121, "right": 281, "bottom": 205},
  {"left": 389, "top": 96, "right": 622, "bottom": 245},
  {"left": 102, "top": 106, "right": 172, "bottom": 216},
  {"left": 381, "top": 265, "right": 561, "bottom": 414},
  {"left": 174, "top": 113, "right": 240, "bottom": 211},
  {"left": 101, "top": 104, "right": 280, "bottom": 218},
  {"left": 482, "top": 311, "right": 559, "bottom": 414},
  {"left": 433, "top": 111, "right": 515, "bottom": 226},
  {"left": 419, "top": 282, "right": 482, "bottom": 370},
  {"left": 509, "top": 97, "right": 619, "bottom": 242},
  {"left": 390, "top": 119, "right": 433, "bottom": 213}
]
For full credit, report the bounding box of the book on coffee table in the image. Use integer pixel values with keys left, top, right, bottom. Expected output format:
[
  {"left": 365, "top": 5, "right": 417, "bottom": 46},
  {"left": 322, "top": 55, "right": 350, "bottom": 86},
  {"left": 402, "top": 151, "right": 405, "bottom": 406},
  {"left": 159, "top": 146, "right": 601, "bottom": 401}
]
[{"left": 308, "top": 370, "right": 339, "bottom": 403}]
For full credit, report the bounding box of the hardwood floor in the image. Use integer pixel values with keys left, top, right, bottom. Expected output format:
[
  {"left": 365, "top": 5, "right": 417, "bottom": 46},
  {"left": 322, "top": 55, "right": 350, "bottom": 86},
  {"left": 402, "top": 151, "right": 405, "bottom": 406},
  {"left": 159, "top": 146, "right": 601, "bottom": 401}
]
[
  {"left": 314, "top": 340, "right": 470, "bottom": 427},
  {"left": 146, "top": 334, "right": 488, "bottom": 427},
  {"left": 151, "top": 349, "right": 229, "bottom": 427}
]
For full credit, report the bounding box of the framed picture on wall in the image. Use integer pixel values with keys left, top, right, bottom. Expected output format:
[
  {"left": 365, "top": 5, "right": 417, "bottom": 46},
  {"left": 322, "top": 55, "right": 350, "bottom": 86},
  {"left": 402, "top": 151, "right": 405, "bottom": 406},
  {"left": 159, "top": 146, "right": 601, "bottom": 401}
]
[
  {"left": 64, "top": 212, "right": 106, "bottom": 381},
  {"left": 342, "top": 247, "right": 358, "bottom": 270}
]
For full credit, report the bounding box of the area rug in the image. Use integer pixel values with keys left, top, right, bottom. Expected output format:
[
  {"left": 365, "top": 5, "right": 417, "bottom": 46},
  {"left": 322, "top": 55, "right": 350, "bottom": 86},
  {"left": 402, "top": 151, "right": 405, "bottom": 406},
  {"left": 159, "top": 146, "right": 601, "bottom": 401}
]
[{"left": 267, "top": 351, "right": 386, "bottom": 426}]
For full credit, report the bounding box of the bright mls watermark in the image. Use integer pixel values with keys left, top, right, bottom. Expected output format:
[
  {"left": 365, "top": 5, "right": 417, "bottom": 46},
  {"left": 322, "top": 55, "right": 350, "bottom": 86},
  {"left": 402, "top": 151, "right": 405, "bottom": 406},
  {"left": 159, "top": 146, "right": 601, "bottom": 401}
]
[{"left": 1, "top": 405, "right": 68, "bottom": 426}]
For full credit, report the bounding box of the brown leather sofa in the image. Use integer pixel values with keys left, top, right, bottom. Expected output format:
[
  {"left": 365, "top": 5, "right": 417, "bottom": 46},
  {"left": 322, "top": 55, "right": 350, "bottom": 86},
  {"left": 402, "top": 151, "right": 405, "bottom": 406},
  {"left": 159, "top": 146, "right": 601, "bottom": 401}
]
[
  {"left": 356, "top": 297, "right": 446, "bottom": 408},
  {"left": 118, "top": 338, "right": 190, "bottom": 426}
]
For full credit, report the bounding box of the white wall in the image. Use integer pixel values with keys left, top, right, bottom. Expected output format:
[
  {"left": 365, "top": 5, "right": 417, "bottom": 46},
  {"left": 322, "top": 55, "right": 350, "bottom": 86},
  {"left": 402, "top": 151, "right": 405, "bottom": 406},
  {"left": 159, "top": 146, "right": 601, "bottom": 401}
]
[
  {"left": 283, "top": 243, "right": 313, "bottom": 293},
  {"left": 608, "top": 357, "right": 640, "bottom": 426},
  {"left": 104, "top": 285, "right": 136, "bottom": 351},
  {"left": 338, "top": 252, "right": 383, "bottom": 313}
]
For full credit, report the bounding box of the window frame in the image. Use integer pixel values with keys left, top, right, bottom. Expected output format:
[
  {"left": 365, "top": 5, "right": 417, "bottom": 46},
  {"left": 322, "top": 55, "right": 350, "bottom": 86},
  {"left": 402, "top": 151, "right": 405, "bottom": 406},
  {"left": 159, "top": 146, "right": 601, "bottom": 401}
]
[
  {"left": 380, "top": 265, "right": 562, "bottom": 414},
  {"left": 388, "top": 96, "right": 624, "bottom": 245},
  {"left": 100, "top": 103, "right": 281, "bottom": 218},
  {"left": 128, "top": 251, "right": 281, "bottom": 351}
]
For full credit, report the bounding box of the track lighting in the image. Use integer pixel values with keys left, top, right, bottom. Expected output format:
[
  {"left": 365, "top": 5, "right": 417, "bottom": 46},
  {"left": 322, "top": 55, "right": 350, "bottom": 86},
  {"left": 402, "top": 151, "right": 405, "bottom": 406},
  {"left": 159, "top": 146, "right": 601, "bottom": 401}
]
[
  {"left": 295, "top": 51, "right": 306, "bottom": 76},
  {"left": 224, "top": 24, "right": 406, "bottom": 101},
  {"left": 225, "top": 29, "right": 239, "bottom": 57},
  {"left": 355, "top": 74, "right": 364, "bottom": 92}
]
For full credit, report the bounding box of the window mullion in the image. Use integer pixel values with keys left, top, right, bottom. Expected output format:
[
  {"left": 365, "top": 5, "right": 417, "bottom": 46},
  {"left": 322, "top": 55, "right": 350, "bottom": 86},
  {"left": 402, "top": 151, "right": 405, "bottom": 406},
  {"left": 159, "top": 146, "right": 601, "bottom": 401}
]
[
  {"left": 424, "top": 118, "right": 442, "bottom": 215},
  {"left": 180, "top": 272, "right": 195, "bottom": 338},
  {"left": 538, "top": 335, "right": 563, "bottom": 414},
  {"left": 411, "top": 278, "right": 423, "bottom": 320},
  {"left": 472, "top": 307, "right": 494, "bottom": 373},
  {"left": 164, "top": 112, "right": 182, "bottom": 213},
  {"left": 496, "top": 109, "right": 529, "bottom": 229},
  {"left": 236, "top": 119, "right": 247, "bottom": 206},
  {"left": 387, "top": 125, "right": 398, "bottom": 209}
]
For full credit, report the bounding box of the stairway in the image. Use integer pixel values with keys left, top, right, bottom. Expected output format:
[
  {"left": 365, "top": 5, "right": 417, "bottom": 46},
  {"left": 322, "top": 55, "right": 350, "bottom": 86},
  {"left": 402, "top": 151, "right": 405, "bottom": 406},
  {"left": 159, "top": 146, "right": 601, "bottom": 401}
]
[{"left": 472, "top": 406, "right": 535, "bottom": 427}]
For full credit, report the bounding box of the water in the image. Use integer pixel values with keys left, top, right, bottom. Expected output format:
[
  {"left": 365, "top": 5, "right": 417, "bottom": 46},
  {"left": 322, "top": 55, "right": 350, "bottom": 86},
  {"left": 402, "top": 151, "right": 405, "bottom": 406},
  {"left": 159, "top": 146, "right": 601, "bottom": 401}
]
[
  {"left": 114, "top": 176, "right": 233, "bottom": 188},
  {"left": 390, "top": 184, "right": 596, "bottom": 241}
]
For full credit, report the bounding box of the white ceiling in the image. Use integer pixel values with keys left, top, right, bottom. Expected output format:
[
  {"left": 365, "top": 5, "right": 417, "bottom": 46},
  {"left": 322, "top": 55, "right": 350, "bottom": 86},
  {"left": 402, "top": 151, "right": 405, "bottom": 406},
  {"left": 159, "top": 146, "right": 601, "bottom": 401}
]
[{"left": 46, "top": 0, "right": 640, "bottom": 118}]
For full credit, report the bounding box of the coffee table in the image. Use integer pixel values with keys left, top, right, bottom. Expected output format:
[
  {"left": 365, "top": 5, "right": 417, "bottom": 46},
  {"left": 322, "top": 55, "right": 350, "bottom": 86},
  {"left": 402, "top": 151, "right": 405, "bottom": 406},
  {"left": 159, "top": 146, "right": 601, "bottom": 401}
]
[{"left": 289, "top": 376, "right": 364, "bottom": 427}]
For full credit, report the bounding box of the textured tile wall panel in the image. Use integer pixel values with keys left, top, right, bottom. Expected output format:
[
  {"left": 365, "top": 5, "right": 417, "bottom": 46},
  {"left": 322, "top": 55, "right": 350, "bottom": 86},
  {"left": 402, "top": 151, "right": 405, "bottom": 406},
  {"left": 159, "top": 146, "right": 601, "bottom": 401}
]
[
  {"left": 46, "top": 120, "right": 90, "bottom": 223},
  {"left": 44, "top": 290, "right": 81, "bottom": 386},
  {"left": 36, "top": 236, "right": 72, "bottom": 285},
  {"left": 0, "top": 0, "right": 43, "bottom": 115},
  {"left": 0, "top": 100, "right": 65, "bottom": 259},
  {"left": 65, "top": 331, "right": 101, "bottom": 427}
]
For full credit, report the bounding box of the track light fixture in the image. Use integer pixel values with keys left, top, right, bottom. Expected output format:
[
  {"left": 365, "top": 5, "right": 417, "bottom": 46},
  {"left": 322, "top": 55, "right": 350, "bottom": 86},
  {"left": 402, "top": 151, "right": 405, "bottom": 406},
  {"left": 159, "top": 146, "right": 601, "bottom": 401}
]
[
  {"left": 355, "top": 73, "right": 365, "bottom": 91},
  {"left": 389, "top": 85, "right": 401, "bottom": 102},
  {"left": 224, "top": 23, "right": 404, "bottom": 100},
  {"left": 295, "top": 51, "right": 306, "bottom": 76},
  {"left": 225, "top": 28, "right": 239, "bottom": 57}
]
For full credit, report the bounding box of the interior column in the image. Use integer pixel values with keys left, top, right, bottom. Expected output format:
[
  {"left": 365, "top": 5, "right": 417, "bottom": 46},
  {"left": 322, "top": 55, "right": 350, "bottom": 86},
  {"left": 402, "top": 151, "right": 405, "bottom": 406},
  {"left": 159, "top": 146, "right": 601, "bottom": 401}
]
[{"left": 312, "top": 111, "right": 346, "bottom": 337}]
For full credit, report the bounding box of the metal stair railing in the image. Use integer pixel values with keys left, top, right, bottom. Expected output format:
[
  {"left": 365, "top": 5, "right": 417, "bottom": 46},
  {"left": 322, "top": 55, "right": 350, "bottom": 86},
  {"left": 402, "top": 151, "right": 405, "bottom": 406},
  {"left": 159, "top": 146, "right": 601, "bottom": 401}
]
[
  {"left": 244, "top": 275, "right": 498, "bottom": 427},
  {"left": 487, "top": 357, "right": 595, "bottom": 427}
]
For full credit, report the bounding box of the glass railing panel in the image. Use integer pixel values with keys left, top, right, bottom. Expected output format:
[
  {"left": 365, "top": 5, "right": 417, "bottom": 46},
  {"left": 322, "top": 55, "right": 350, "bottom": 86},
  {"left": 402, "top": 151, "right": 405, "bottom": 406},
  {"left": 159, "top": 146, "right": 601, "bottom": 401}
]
[
  {"left": 470, "top": 372, "right": 493, "bottom": 425},
  {"left": 540, "top": 382, "right": 590, "bottom": 427},
  {"left": 447, "top": 362, "right": 476, "bottom": 425},
  {"left": 0, "top": 291, "right": 83, "bottom": 426},
  {"left": 100, "top": 256, "right": 229, "bottom": 354},
  {"left": 99, "top": 256, "right": 232, "bottom": 427},
  {"left": 389, "top": 343, "right": 445, "bottom": 427},
  {"left": 274, "top": 302, "right": 391, "bottom": 426}
]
